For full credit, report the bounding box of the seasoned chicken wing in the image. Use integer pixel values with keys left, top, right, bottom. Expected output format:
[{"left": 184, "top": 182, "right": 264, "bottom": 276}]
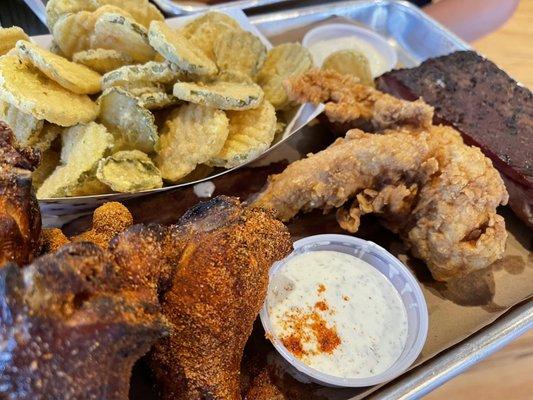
[
  {"left": 0, "top": 121, "right": 41, "bottom": 267},
  {"left": 149, "top": 197, "right": 292, "bottom": 400},
  {"left": 0, "top": 242, "right": 169, "bottom": 400}
]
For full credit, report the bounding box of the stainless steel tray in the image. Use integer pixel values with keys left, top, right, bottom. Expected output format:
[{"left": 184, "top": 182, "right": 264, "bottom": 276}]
[
  {"left": 248, "top": 1, "right": 532, "bottom": 398},
  {"left": 21, "top": 0, "right": 533, "bottom": 397},
  {"left": 152, "top": 0, "right": 292, "bottom": 16}
]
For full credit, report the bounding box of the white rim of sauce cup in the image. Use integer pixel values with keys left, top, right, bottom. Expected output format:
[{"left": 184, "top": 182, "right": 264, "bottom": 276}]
[
  {"left": 302, "top": 23, "right": 398, "bottom": 76},
  {"left": 260, "top": 234, "right": 428, "bottom": 388}
]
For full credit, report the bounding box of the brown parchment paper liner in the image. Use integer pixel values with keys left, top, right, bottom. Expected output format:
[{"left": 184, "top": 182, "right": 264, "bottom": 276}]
[{"left": 66, "top": 19, "right": 532, "bottom": 400}]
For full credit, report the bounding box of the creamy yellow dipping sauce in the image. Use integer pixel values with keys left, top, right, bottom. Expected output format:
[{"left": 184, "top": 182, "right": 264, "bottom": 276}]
[
  {"left": 268, "top": 250, "right": 408, "bottom": 379},
  {"left": 308, "top": 36, "right": 388, "bottom": 77}
]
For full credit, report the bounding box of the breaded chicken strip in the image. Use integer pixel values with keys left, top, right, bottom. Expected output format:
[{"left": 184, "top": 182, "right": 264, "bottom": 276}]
[
  {"left": 252, "top": 125, "right": 508, "bottom": 281},
  {"left": 284, "top": 69, "right": 434, "bottom": 130}
]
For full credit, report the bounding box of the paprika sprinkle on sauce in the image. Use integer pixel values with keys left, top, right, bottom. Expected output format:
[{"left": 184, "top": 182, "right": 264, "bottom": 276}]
[{"left": 266, "top": 250, "right": 408, "bottom": 379}]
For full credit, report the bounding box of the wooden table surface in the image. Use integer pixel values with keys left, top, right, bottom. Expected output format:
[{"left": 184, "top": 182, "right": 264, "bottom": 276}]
[
  {"left": 1, "top": 0, "right": 532, "bottom": 398},
  {"left": 427, "top": 1, "right": 533, "bottom": 399}
]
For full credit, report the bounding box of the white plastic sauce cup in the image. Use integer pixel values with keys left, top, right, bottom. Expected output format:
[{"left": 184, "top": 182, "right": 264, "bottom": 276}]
[
  {"left": 302, "top": 23, "right": 398, "bottom": 77},
  {"left": 260, "top": 234, "right": 428, "bottom": 387}
]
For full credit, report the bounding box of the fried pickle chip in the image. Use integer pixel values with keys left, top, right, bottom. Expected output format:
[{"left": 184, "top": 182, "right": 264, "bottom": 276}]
[
  {"left": 45, "top": 0, "right": 97, "bottom": 30},
  {"left": 0, "top": 56, "right": 98, "bottom": 127},
  {"left": 173, "top": 81, "right": 263, "bottom": 110},
  {"left": 155, "top": 103, "right": 228, "bottom": 181},
  {"left": 214, "top": 29, "right": 266, "bottom": 77},
  {"left": 98, "top": 87, "right": 158, "bottom": 153},
  {"left": 256, "top": 43, "right": 313, "bottom": 110},
  {"left": 214, "top": 70, "right": 254, "bottom": 84},
  {"left": 48, "top": 40, "right": 67, "bottom": 57},
  {"left": 92, "top": 12, "right": 155, "bottom": 63},
  {"left": 46, "top": 0, "right": 163, "bottom": 30},
  {"left": 0, "top": 101, "right": 62, "bottom": 152},
  {"left": 148, "top": 21, "right": 217, "bottom": 76},
  {"left": 101, "top": 61, "right": 181, "bottom": 91},
  {"left": 0, "top": 100, "right": 44, "bottom": 147},
  {"left": 322, "top": 49, "right": 374, "bottom": 86},
  {"left": 68, "top": 171, "right": 111, "bottom": 196},
  {"left": 37, "top": 122, "right": 113, "bottom": 198},
  {"left": 126, "top": 84, "right": 166, "bottom": 96},
  {"left": 137, "top": 92, "right": 179, "bottom": 110},
  {"left": 52, "top": 5, "right": 132, "bottom": 58},
  {"left": 72, "top": 48, "right": 133, "bottom": 74},
  {"left": 96, "top": 149, "right": 162, "bottom": 192},
  {"left": 0, "top": 27, "right": 30, "bottom": 56},
  {"left": 181, "top": 12, "right": 240, "bottom": 60},
  {"left": 95, "top": 0, "right": 164, "bottom": 28},
  {"left": 208, "top": 100, "right": 276, "bottom": 168},
  {"left": 16, "top": 40, "right": 102, "bottom": 95}
]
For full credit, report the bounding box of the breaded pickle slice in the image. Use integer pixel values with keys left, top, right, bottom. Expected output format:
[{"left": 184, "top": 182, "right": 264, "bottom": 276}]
[
  {"left": 73, "top": 49, "right": 134, "bottom": 74},
  {"left": 148, "top": 21, "right": 217, "bottom": 76},
  {"left": 52, "top": 5, "right": 132, "bottom": 58},
  {"left": 37, "top": 122, "right": 113, "bottom": 198},
  {"left": 101, "top": 61, "right": 181, "bottom": 90},
  {"left": 0, "top": 56, "right": 98, "bottom": 126},
  {"left": 208, "top": 100, "right": 276, "bottom": 168},
  {"left": 0, "top": 27, "right": 30, "bottom": 56},
  {"left": 214, "top": 29, "right": 266, "bottom": 77},
  {"left": 256, "top": 43, "right": 313, "bottom": 110},
  {"left": 98, "top": 87, "right": 158, "bottom": 153},
  {"left": 46, "top": 0, "right": 163, "bottom": 30},
  {"left": 173, "top": 81, "right": 263, "bottom": 110},
  {"left": 182, "top": 12, "right": 240, "bottom": 60},
  {"left": 16, "top": 40, "right": 102, "bottom": 95},
  {"left": 155, "top": 103, "right": 228, "bottom": 182},
  {"left": 96, "top": 149, "right": 163, "bottom": 192},
  {"left": 92, "top": 12, "right": 155, "bottom": 63}
]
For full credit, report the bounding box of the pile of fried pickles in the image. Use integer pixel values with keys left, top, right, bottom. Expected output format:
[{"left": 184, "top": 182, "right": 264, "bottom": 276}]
[{"left": 0, "top": 0, "right": 315, "bottom": 198}]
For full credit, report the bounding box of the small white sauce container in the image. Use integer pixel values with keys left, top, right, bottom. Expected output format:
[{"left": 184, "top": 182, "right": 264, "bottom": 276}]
[
  {"left": 302, "top": 23, "right": 398, "bottom": 77},
  {"left": 260, "top": 234, "right": 428, "bottom": 388}
]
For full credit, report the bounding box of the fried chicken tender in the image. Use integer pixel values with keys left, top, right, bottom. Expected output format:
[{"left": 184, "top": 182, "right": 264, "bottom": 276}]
[
  {"left": 284, "top": 69, "right": 434, "bottom": 130},
  {"left": 253, "top": 125, "right": 508, "bottom": 281},
  {"left": 253, "top": 128, "right": 434, "bottom": 222}
]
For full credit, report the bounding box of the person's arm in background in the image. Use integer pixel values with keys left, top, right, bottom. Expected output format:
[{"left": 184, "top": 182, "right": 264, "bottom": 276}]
[{"left": 423, "top": 0, "right": 520, "bottom": 42}]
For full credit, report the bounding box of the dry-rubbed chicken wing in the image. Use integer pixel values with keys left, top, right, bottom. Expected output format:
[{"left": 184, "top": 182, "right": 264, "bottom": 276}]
[
  {"left": 0, "top": 242, "right": 170, "bottom": 400},
  {"left": 0, "top": 121, "right": 41, "bottom": 267},
  {"left": 149, "top": 197, "right": 293, "bottom": 400}
]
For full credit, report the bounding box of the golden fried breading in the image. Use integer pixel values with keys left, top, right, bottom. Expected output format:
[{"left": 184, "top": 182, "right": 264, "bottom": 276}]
[
  {"left": 252, "top": 125, "right": 508, "bottom": 281},
  {"left": 253, "top": 128, "right": 433, "bottom": 222},
  {"left": 284, "top": 69, "right": 434, "bottom": 130},
  {"left": 71, "top": 202, "right": 133, "bottom": 248}
]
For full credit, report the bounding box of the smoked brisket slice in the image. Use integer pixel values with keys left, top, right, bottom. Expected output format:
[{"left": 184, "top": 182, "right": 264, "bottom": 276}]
[{"left": 376, "top": 50, "right": 532, "bottom": 227}]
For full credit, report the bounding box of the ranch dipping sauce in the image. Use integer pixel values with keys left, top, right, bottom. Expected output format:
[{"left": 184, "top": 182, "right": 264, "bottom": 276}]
[{"left": 267, "top": 250, "right": 408, "bottom": 379}]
